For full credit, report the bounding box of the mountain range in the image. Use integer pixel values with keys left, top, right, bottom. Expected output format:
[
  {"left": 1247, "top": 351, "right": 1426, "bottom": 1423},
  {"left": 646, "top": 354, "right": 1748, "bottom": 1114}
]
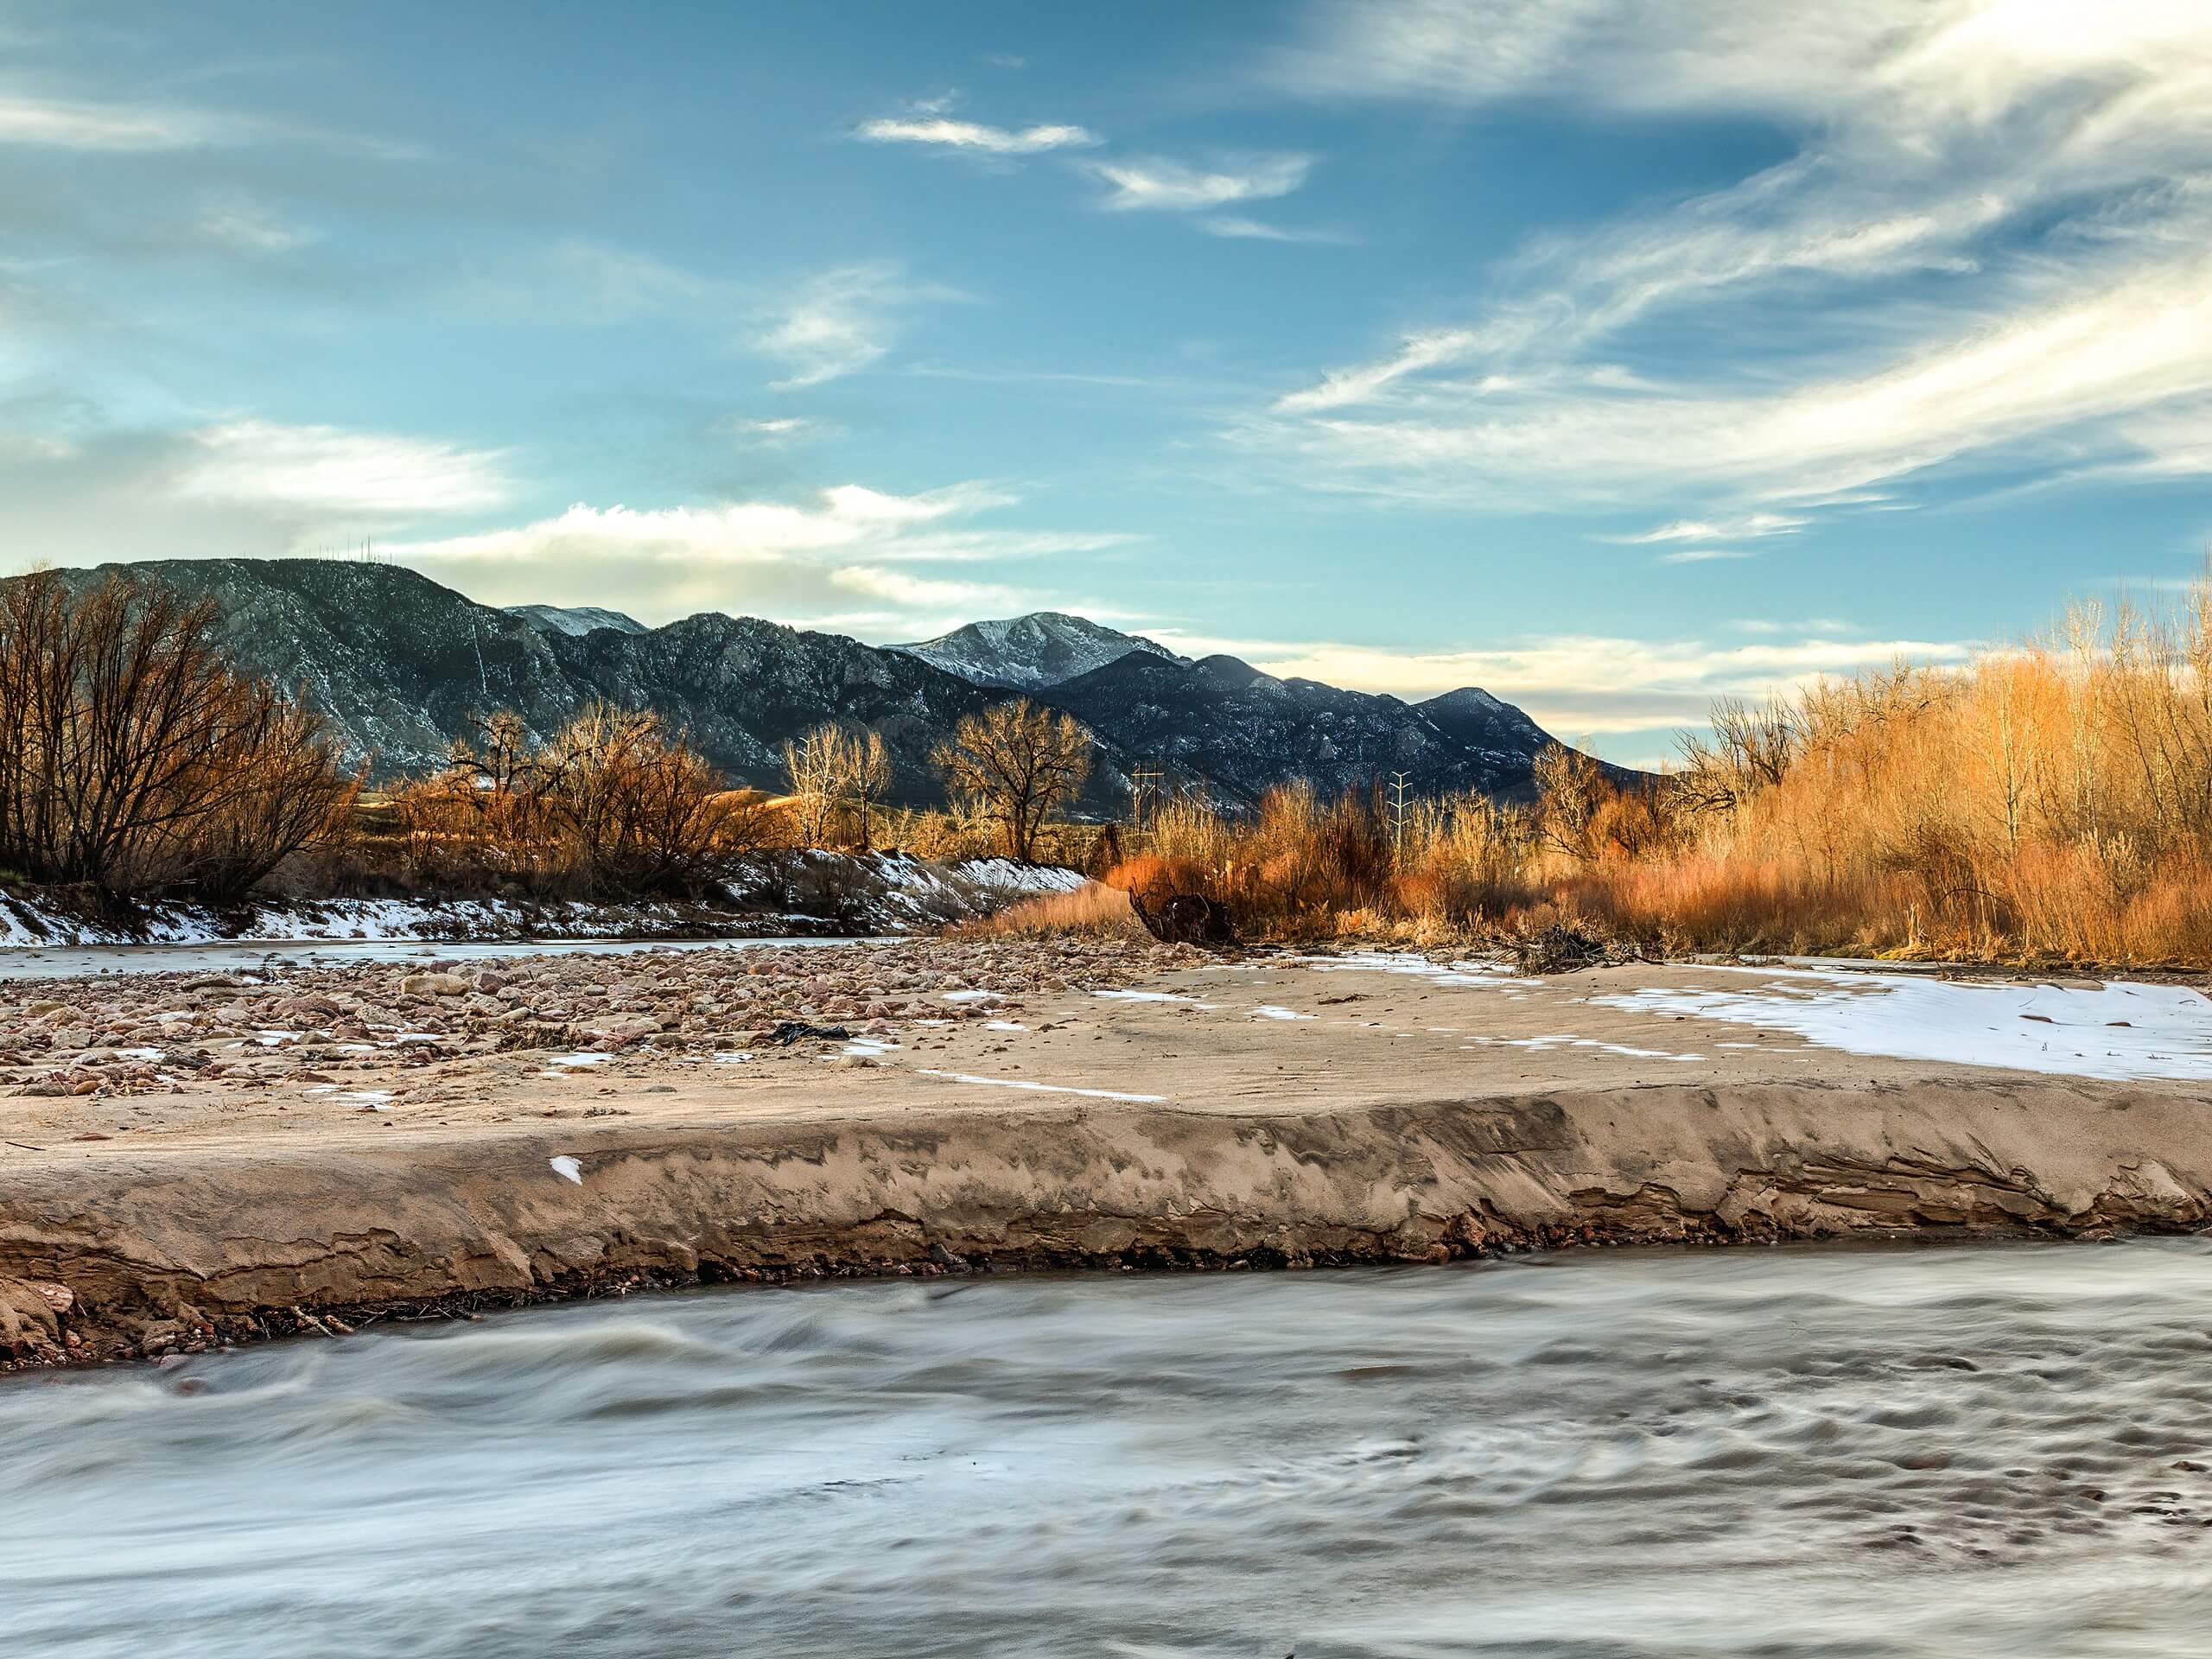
[{"left": 49, "top": 558, "right": 1605, "bottom": 810}]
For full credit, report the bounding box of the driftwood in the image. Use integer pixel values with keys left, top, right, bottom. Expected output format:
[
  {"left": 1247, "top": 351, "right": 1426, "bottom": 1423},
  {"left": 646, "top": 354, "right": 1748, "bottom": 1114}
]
[{"left": 1129, "top": 888, "right": 1237, "bottom": 948}]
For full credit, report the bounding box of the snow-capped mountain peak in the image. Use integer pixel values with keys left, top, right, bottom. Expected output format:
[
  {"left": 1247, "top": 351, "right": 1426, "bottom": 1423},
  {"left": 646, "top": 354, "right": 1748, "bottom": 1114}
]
[
  {"left": 887, "top": 611, "right": 1185, "bottom": 690},
  {"left": 504, "top": 603, "right": 649, "bottom": 639}
]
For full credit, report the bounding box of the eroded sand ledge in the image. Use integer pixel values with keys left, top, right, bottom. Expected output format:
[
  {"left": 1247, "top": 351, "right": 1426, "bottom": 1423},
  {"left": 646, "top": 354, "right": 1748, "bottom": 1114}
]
[
  {"left": 4, "top": 946, "right": 2210, "bottom": 1364},
  {"left": 9, "top": 1079, "right": 2210, "bottom": 1364}
]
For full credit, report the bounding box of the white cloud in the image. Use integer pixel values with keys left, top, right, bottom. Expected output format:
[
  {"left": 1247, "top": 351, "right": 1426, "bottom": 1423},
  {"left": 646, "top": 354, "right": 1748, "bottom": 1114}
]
[
  {"left": 1656, "top": 547, "right": 1760, "bottom": 564},
  {"left": 1274, "top": 327, "right": 1496, "bottom": 414},
  {"left": 0, "top": 93, "right": 237, "bottom": 150},
  {"left": 1275, "top": 0, "right": 2212, "bottom": 141},
  {"left": 386, "top": 481, "right": 1139, "bottom": 634},
  {"left": 1090, "top": 154, "right": 1313, "bottom": 213},
  {"left": 753, "top": 264, "right": 951, "bottom": 391},
  {"left": 175, "top": 420, "right": 510, "bottom": 516},
  {"left": 857, "top": 116, "right": 1098, "bottom": 153},
  {"left": 1610, "top": 512, "right": 1808, "bottom": 544},
  {"left": 1254, "top": 1, "right": 2212, "bottom": 515},
  {"left": 194, "top": 194, "right": 316, "bottom": 255},
  {"left": 730, "top": 415, "right": 838, "bottom": 445},
  {"left": 1258, "top": 250, "right": 2212, "bottom": 507},
  {"left": 0, "top": 92, "right": 423, "bottom": 160},
  {"left": 1199, "top": 215, "right": 1350, "bottom": 244},
  {"left": 1154, "top": 621, "right": 1974, "bottom": 753}
]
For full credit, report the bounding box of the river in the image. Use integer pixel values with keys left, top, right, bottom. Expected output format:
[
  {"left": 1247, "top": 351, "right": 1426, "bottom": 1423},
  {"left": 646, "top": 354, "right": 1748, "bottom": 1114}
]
[
  {"left": 0, "top": 933, "right": 873, "bottom": 982},
  {"left": 7, "top": 1239, "right": 2212, "bottom": 1657}
]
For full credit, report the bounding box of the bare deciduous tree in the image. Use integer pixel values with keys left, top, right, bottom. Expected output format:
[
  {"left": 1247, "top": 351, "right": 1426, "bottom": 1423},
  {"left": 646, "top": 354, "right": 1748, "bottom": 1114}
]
[
  {"left": 1532, "top": 744, "right": 1607, "bottom": 862},
  {"left": 932, "top": 699, "right": 1092, "bottom": 861},
  {"left": 0, "top": 570, "right": 359, "bottom": 898},
  {"left": 849, "top": 728, "right": 891, "bottom": 850},
  {"left": 781, "top": 723, "right": 849, "bottom": 846}
]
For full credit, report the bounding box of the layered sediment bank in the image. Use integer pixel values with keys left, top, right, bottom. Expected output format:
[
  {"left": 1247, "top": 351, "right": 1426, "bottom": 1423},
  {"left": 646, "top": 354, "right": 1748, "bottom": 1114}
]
[{"left": 5, "top": 944, "right": 2210, "bottom": 1365}]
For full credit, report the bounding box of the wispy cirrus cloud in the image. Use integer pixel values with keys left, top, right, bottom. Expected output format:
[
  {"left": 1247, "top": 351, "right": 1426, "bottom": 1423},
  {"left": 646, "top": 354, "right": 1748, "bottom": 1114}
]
[
  {"left": 753, "top": 263, "right": 957, "bottom": 391},
  {"left": 1199, "top": 214, "right": 1351, "bottom": 245},
  {"left": 1606, "top": 512, "right": 1808, "bottom": 545},
  {"left": 856, "top": 115, "right": 1098, "bottom": 153},
  {"left": 1251, "top": 0, "right": 2212, "bottom": 517},
  {"left": 0, "top": 90, "right": 423, "bottom": 159},
  {"left": 0, "top": 92, "right": 232, "bottom": 149},
  {"left": 1089, "top": 152, "right": 1313, "bottom": 213},
  {"left": 855, "top": 95, "right": 1330, "bottom": 243}
]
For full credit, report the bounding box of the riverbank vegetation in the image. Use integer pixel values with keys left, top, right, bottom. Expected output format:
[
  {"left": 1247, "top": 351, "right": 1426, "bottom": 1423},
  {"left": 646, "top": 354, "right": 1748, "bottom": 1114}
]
[
  {"left": 1010, "top": 584, "right": 2212, "bottom": 967},
  {"left": 22, "top": 565, "right": 2212, "bottom": 969}
]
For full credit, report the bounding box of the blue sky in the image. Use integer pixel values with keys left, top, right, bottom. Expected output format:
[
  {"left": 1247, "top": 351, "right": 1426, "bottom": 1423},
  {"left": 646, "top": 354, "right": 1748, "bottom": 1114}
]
[{"left": 4, "top": 2, "right": 2212, "bottom": 763}]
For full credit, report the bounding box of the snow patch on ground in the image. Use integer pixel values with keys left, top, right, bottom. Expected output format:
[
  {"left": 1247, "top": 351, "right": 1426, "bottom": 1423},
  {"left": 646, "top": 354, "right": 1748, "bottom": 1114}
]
[
  {"left": 1462, "top": 1033, "right": 1705, "bottom": 1063},
  {"left": 0, "top": 852, "right": 1087, "bottom": 954},
  {"left": 1300, "top": 951, "right": 1535, "bottom": 988},
  {"left": 918, "top": 1068, "right": 1167, "bottom": 1103},
  {"left": 1592, "top": 968, "right": 2212, "bottom": 1081},
  {"left": 1252, "top": 1005, "right": 1315, "bottom": 1021}
]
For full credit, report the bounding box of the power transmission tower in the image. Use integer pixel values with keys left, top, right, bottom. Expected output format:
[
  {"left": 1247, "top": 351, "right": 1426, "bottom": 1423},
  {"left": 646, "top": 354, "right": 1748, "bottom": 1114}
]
[{"left": 1386, "top": 772, "right": 1412, "bottom": 863}]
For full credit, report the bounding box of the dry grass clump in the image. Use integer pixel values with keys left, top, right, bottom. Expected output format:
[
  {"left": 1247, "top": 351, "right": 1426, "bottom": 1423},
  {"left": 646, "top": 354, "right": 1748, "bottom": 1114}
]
[
  {"left": 1111, "top": 785, "right": 1545, "bottom": 942},
  {"left": 955, "top": 879, "right": 1150, "bottom": 940}
]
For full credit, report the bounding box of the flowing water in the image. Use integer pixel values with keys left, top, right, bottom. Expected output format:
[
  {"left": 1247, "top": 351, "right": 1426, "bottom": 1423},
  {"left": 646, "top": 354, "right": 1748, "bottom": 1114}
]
[
  {"left": 0, "top": 933, "right": 871, "bottom": 982},
  {"left": 8, "top": 1240, "right": 2212, "bottom": 1658}
]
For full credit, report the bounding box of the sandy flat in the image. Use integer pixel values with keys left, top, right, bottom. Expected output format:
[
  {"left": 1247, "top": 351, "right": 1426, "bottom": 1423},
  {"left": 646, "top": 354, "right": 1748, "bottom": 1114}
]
[{"left": 4, "top": 945, "right": 2211, "bottom": 1365}]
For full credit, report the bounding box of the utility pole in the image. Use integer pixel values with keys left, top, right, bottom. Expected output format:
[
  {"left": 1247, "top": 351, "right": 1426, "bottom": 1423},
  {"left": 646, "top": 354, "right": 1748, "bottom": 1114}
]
[
  {"left": 1130, "top": 762, "right": 1164, "bottom": 836},
  {"left": 1387, "top": 772, "right": 1412, "bottom": 864}
]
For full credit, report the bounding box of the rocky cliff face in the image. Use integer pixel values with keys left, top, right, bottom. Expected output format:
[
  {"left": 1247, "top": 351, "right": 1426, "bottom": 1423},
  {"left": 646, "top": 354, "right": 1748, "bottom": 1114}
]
[{"left": 50, "top": 558, "right": 1600, "bottom": 807}]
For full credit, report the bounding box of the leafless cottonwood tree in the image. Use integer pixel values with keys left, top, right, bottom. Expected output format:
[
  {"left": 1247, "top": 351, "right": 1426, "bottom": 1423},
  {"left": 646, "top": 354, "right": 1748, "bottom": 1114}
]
[
  {"left": 781, "top": 723, "right": 849, "bottom": 845},
  {"left": 933, "top": 699, "right": 1092, "bottom": 861},
  {"left": 848, "top": 728, "right": 891, "bottom": 850},
  {"left": 0, "top": 570, "right": 358, "bottom": 898}
]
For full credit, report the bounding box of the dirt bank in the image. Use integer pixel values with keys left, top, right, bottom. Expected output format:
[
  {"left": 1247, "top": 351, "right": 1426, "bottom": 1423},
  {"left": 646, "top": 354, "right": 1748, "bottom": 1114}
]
[{"left": 6, "top": 946, "right": 2211, "bottom": 1365}]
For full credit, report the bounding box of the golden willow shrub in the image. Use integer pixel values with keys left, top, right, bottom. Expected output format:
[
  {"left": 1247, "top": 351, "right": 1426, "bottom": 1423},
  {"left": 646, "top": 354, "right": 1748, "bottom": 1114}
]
[
  {"left": 0, "top": 571, "right": 358, "bottom": 900},
  {"left": 1588, "top": 584, "right": 2212, "bottom": 963}
]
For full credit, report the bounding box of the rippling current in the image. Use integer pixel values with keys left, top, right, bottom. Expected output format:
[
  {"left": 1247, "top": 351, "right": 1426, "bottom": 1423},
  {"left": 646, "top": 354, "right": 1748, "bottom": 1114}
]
[{"left": 9, "top": 1241, "right": 2212, "bottom": 1658}]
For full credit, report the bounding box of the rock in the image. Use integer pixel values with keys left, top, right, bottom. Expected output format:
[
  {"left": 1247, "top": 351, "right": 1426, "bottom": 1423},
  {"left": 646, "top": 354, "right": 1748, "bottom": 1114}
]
[
  {"left": 0, "top": 1276, "right": 63, "bottom": 1361},
  {"left": 398, "top": 973, "right": 471, "bottom": 997}
]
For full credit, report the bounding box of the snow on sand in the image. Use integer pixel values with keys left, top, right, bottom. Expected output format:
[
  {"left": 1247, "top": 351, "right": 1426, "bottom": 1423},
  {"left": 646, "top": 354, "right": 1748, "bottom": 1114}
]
[{"left": 1594, "top": 967, "right": 2212, "bottom": 1082}]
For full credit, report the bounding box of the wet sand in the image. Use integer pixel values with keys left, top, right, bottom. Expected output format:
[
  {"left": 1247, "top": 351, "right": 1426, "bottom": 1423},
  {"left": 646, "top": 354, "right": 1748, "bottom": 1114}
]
[{"left": 5, "top": 944, "right": 2212, "bottom": 1365}]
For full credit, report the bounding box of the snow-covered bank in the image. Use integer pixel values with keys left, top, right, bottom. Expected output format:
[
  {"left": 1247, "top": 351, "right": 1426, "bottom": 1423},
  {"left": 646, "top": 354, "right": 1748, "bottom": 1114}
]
[
  {"left": 0, "top": 852, "right": 1087, "bottom": 950},
  {"left": 1591, "top": 964, "right": 2212, "bottom": 1082}
]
